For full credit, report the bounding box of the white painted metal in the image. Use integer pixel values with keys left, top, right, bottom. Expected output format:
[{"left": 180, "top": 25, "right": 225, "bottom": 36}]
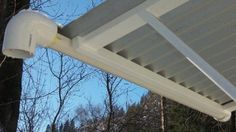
[
  {"left": 47, "top": 34, "right": 231, "bottom": 122},
  {"left": 224, "top": 102, "right": 236, "bottom": 112},
  {"left": 79, "top": 0, "right": 189, "bottom": 50},
  {"left": 78, "top": 15, "right": 146, "bottom": 50},
  {"left": 2, "top": 10, "right": 57, "bottom": 59},
  {"left": 138, "top": 10, "right": 236, "bottom": 102},
  {"left": 106, "top": 26, "right": 157, "bottom": 53},
  {"left": 2, "top": 0, "right": 236, "bottom": 122}
]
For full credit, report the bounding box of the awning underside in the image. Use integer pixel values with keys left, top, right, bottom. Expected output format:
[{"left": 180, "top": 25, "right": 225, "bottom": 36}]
[
  {"left": 60, "top": 0, "right": 236, "bottom": 120},
  {"left": 105, "top": 22, "right": 234, "bottom": 105}
]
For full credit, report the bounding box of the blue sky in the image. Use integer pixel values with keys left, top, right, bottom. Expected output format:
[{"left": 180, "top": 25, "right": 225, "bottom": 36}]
[
  {"left": 25, "top": 0, "right": 148, "bottom": 131},
  {"left": 40, "top": 0, "right": 104, "bottom": 25},
  {"left": 37, "top": 0, "right": 148, "bottom": 107}
]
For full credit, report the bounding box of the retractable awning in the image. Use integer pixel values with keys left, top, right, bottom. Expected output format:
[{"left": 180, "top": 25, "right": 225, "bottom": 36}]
[
  {"left": 3, "top": 0, "right": 236, "bottom": 121},
  {"left": 59, "top": 0, "right": 236, "bottom": 121}
]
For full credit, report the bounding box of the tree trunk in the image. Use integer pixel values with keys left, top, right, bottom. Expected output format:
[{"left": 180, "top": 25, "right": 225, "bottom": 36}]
[
  {"left": 160, "top": 96, "right": 166, "bottom": 132},
  {"left": 230, "top": 111, "right": 235, "bottom": 132},
  {"left": 0, "top": 0, "right": 29, "bottom": 131},
  {"left": 106, "top": 74, "right": 112, "bottom": 132}
]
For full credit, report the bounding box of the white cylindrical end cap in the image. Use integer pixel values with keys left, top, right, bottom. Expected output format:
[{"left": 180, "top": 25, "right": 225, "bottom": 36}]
[
  {"left": 2, "top": 10, "right": 57, "bottom": 59},
  {"left": 214, "top": 110, "right": 231, "bottom": 122}
]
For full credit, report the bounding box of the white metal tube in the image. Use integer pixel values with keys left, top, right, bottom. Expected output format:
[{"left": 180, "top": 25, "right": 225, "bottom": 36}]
[
  {"left": 48, "top": 34, "right": 232, "bottom": 122},
  {"left": 2, "top": 10, "right": 57, "bottom": 59}
]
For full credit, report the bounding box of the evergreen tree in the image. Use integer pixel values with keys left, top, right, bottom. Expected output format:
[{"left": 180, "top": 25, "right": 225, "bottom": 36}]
[
  {"left": 61, "top": 120, "right": 77, "bottom": 132},
  {"left": 45, "top": 125, "right": 51, "bottom": 132},
  {"left": 123, "top": 92, "right": 161, "bottom": 131},
  {"left": 59, "top": 124, "right": 64, "bottom": 132},
  {"left": 74, "top": 91, "right": 233, "bottom": 131}
]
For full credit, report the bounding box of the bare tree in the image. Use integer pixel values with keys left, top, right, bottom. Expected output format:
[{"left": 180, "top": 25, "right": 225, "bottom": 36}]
[
  {"left": 99, "top": 72, "right": 122, "bottom": 132},
  {"left": 46, "top": 50, "right": 91, "bottom": 132},
  {"left": 17, "top": 54, "right": 51, "bottom": 132},
  {"left": 76, "top": 100, "right": 106, "bottom": 132},
  {"left": 15, "top": 0, "right": 101, "bottom": 131},
  {"left": 74, "top": 71, "right": 128, "bottom": 132}
]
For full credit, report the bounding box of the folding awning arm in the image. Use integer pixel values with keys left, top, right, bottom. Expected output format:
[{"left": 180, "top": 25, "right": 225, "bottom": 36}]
[{"left": 138, "top": 10, "right": 236, "bottom": 102}]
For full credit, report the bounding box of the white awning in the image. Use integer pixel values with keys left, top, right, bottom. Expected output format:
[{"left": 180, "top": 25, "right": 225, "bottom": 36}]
[{"left": 59, "top": 0, "right": 236, "bottom": 121}]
